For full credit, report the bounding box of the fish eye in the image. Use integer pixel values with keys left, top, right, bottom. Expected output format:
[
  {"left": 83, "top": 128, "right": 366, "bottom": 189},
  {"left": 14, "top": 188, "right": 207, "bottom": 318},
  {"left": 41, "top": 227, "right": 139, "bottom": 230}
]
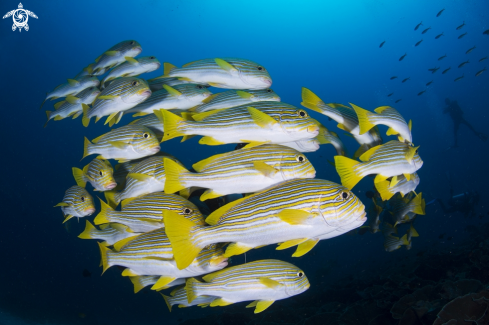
[
  {"left": 99, "top": 170, "right": 103, "bottom": 176},
  {"left": 340, "top": 191, "right": 350, "bottom": 200},
  {"left": 415, "top": 149, "right": 418, "bottom": 153},
  {"left": 297, "top": 271, "right": 304, "bottom": 278},
  {"left": 257, "top": 66, "right": 264, "bottom": 71},
  {"left": 143, "top": 133, "right": 150, "bottom": 138},
  {"left": 197, "top": 85, "right": 204, "bottom": 89},
  {"left": 131, "top": 81, "right": 139, "bottom": 86},
  {"left": 150, "top": 56, "right": 155, "bottom": 59},
  {"left": 182, "top": 207, "right": 193, "bottom": 215},
  {"left": 130, "top": 41, "right": 135, "bottom": 45},
  {"left": 296, "top": 155, "right": 305, "bottom": 163},
  {"left": 297, "top": 110, "right": 308, "bottom": 118},
  {"left": 267, "top": 89, "right": 273, "bottom": 93},
  {"left": 81, "top": 196, "right": 85, "bottom": 202}
]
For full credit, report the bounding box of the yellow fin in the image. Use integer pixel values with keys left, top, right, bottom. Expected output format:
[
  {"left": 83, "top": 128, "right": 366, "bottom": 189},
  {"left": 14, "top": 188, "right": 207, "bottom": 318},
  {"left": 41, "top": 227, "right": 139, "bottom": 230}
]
[
  {"left": 202, "top": 268, "right": 228, "bottom": 283},
  {"left": 200, "top": 93, "right": 219, "bottom": 104},
  {"left": 98, "top": 241, "right": 111, "bottom": 274},
  {"left": 246, "top": 301, "right": 258, "bottom": 308},
  {"left": 359, "top": 144, "right": 381, "bottom": 162},
  {"left": 78, "top": 220, "right": 96, "bottom": 239},
  {"left": 351, "top": 103, "right": 376, "bottom": 134},
  {"left": 253, "top": 161, "right": 278, "bottom": 178},
  {"left": 104, "top": 112, "right": 118, "bottom": 125},
  {"left": 334, "top": 156, "right": 363, "bottom": 190},
  {"left": 65, "top": 95, "right": 79, "bottom": 104},
  {"left": 98, "top": 95, "right": 117, "bottom": 100},
  {"left": 390, "top": 175, "right": 399, "bottom": 188},
  {"left": 67, "top": 79, "right": 79, "bottom": 86},
  {"left": 108, "top": 141, "right": 129, "bottom": 149},
  {"left": 192, "top": 108, "right": 225, "bottom": 121},
  {"left": 160, "top": 109, "right": 186, "bottom": 142},
  {"left": 163, "top": 84, "right": 183, "bottom": 96},
  {"left": 374, "top": 174, "right": 389, "bottom": 183},
  {"left": 214, "top": 58, "right": 237, "bottom": 72},
  {"left": 259, "top": 278, "right": 284, "bottom": 290},
  {"left": 53, "top": 101, "right": 65, "bottom": 110},
  {"left": 104, "top": 190, "right": 118, "bottom": 209},
  {"left": 177, "top": 77, "right": 192, "bottom": 81},
  {"left": 210, "top": 297, "right": 234, "bottom": 307},
  {"left": 254, "top": 300, "right": 274, "bottom": 314},
  {"left": 236, "top": 90, "right": 254, "bottom": 99},
  {"left": 277, "top": 209, "right": 312, "bottom": 225},
  {"left": 164, "top": 158, "right": 189, "bottom": 194},
  {"left": 105, "top": 50, "right": 118, "bottom": 56},
  {"left": 130, "top": 276, "right": 147, "bottom": 294},
  {"left": 276, "top": 238, "right": 308, "bottom": 250},
  {"left": 91, "top": 133, "right": 105, "bottom": 144},
  {"left": 72, "top": 111, "right": 82, "bottom": 119},
  {"left": 113, "top": 236, "right": 136, "bottom": 251},
  {"left": 405, "top": 146, "right": 419, "bottom": 163},
  {"left": 337, "top": 123, "right": 349, "bottom": 132},
  {"left": 94, "top": 198, "right": 113, "bottom": 225},
  {"left": 122, "top": 269, "right": 139, "bottom": 277},
  {"left": 292, "top": 238, "right": 319, "bottom": 257},
  {"left": 224, "top": 242, "right": 253, "bottom": 257},
  {"left": 242, "top": 141, "right": 269, "bottom": 149},
  {"left": 163, "top": 62, "right": 177, "bottom": 76},
  {"left": 247, "top": 106, "right": 277, "bottom": 128},
  {"left": 121, "top": 197, "right": 136, "bottom": 209},
  {"left": 72, "top": 167, "right": 86, "bottom": 187},
  {"left": 200, "top": 189, "right": 222, "bottom": 201},
  {"left": 374, "top": 106, "right": 391, "bottom": 113},
  {"left": 205, "top": 197, "right": 247, "bottom": 225},
  {"left": 127, "top": 172, "right": 152, "bottom": 182},
  {"left": 386, "top": 127, "right": 399, "bottom": 136},
  {"left": 192, "top": 153, "right": 225, "bottom": 172},
  {"left": 82, "top": 136, "right": 92, "bottom": 159},
  {"left": 400, "top": 234, "right": 409, "bottom": 246},
  {"left": 185, "top": 278, "right": 201, "bottom": 303},
  {"left": 54, "top": 202, "right": 69, "bottom": 207},
  {"left": 409, "top": 119, "right": 412, "bottom": 131},
  {"left": 182, "top": 60, "right": 200, "bottom": 68},
  {"left": 199, "top": 136, "right": 225, "bottom": 145},
  {"left": 125, "top": 56, "right": 138, "bottom": 64},
  {"left": 63, "top": 215, "right": 74, "bottom": 223},
  {"left": 160, "top": 293, "right": 172, "bottom": 312},
  {"left": 375, "top": 180, "right": 394, "bottom": 201},
  {"left": 82, "top": 104, "right": 91, "bottom": 127},
  {"left": 404, "top": 173, "right": 411, "bottom": 181},
  {"left": 300, "top": 87, "right": 324, "bottom": 114},
  {"left": 410, "top": 223, "right": 419, "bottom": 237},
  {"left": 132, "top": 112, "right": 149, "bottom": 117},
  {"left": 411, "top": 193, "right": 425, "bottom": 215},
  {"left": 354, "top": 144, "right": 369, "bottom": 158},
  {"left": 151, "top": 276, "right": 177, "bottom": 291}
]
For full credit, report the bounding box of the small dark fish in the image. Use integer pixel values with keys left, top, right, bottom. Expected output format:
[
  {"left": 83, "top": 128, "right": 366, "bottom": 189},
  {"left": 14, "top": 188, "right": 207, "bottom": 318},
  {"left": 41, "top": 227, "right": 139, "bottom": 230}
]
[
  {"left": 436, "top": 9, "right": 445, "bottom": 17},
  {"left": 466, "top": 46, "right": 476, "bottom": 54},
  {"left": 414, "top": 21, "right": 423, "bottom": 31},
  {"left": 480, "top": 56, "right": 488, "bottom": 62},
  {"left": 402, "top": 77, "right": 410, "bottom": 83},
  {"left": 422, "top": 27, "right": 431, "bottom": 34},
  {"left": 475, "top": 67, "right": 486, "bottom": 77},
  {"left": 447, "top": 236, "right": 453, "bottom": 241},
  {"left": 415, "top": 39, "right": 423, "bottom": 47},
  {"left": 458, "top": 60, "right": 469, "bottom": 68},
  {"left": 435, "top": 33, "right": 444, "bottom": 39},
  {"left": 428, "top": 67, "right": 440, "bottom": 74},
  {"left": 484, "top": 30, "right": 489, "bottom": 35},
  {"left": 438, "top": 54, "right": 447, "bottom": 61},
  {"left": 439, "top": 233, "right": 445, "bottom": 239},
  {"left": 390, "top": 76, "right": 398, "bottom": 80},
  {"left": 387, "top": 92, "right": 394, "bottom": 97},
  {"left": 442, "top": 67, "right": 451, "bottom": 74},
  {"left": 379, "top": 41, "right": 385, "bottom": 48},
  {"left": 458, "top": 32, "right": 467, "bottom": 39},
  {"left": 399, "top": 53, "right": 407, "bottom": 61},
  {"left": 395, "top": 99, "right": 402, "bottom": 103},
  {"left": 417, "top": 90, "right": 426, "bottom": 96},
  {"left": 426, "top": 80, "right": 433, "bottom": 86},
  {"left": 82, "top": 269, "right": 91, "bottom": 277},
  {"left": 456, "top": 21, "right": 465, "bottom": 30},
  {"left": 454, "top": 74, "right": 464, "bottom": 82}
]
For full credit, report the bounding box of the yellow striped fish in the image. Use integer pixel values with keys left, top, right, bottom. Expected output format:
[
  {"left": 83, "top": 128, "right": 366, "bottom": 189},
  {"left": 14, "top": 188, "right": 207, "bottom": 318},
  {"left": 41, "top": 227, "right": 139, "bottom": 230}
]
[
  {"left": 72, "top": 157, "right": 116, "bottom": 191},
  {"left": 405, "top": 222, "right": 419, "bottom": 250},
  {"left": 128, "top": 114, "right": 164, "bottom": 140},
  {"left": 82, "top": 77, "right": 151, "bottom": 127},
  {"left": 125, "top": 84, "right": 212, "bottom": 117},
  {"left": 185, "top": 259, "right": 310, "bottom": 313},
  {"left": 98, "top": 229, "right": 228, "bottom": 289},
  {"left": 351, "top": 104, "right": 413, "bottom": 144},
  {"left": 148, "top": 76, "right": 196, "bottom": 92},
  {"left": 315, "top": 121, "right": 347, "bottom": 156},
  {"left": 82, "top": 125, "right": 160, "bottom": 162},
  {"left": 164, "top": 178, "right": 366, "bottom": 270},
  {"left": 164, "top": 144, "right": 315, "bottom": 201},
  {"left": 278, "top": 138, "right": 320, "bottom": 152},
  {"left": 130, "top": 276, "right": 185, "bottom": 294},
  {"left": 44, "top": 87, "right": 100, "bottom": 127},
  {"left": 389, "top": 193, "right": 425, "bottom": 226},
  {"left": 94, "top": 192, "right": 204, "bottom": 233},
  {"left": 301, "top": 88, "right": 382, "bottom": 156},
  {"left": 384, "top": 233, "right": 409, "bottom": 252},
  {"left": 78, "top": 221, "right": 138, "bottom": 246},
  {"left": 40, "top": 76, "right": 100, "bottom": 109},
  {"left": 161, "top": 286, "right": 216, "bottom": 311},
  {"left": 375, "top": 172, "right": 420, "bottom": 201},
  {"left": 334, "top": 140, "right": 423, "bottom": 190},
  {"left": 191, "top": 89, "right": 280, "bottom": 113},
  {"left": 160, "top": 102, "right": 319, "bottom": 146},
  {"left": 54, "top": 186, "right": 95, "bottom": 223},
  {"left": 365, "top": 198, "right": 382, "bottom": 233},
  {"left": 101, "top": 56, "right": 161, "bottom": 88},
  {"left": 92, "top": 40, "right": 142, "bottom": 75},
  {"left": 161, "top": 58, "right": 272, "bottom": 90}
]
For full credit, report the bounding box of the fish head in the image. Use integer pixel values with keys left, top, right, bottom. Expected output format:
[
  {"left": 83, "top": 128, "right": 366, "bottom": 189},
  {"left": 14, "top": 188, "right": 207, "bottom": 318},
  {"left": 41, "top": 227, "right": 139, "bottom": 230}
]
[
  {"left": 411, "top": 150, "right": 424, "bottom": 171},
  {"left": 84, "top": 87, "right": 102, "bottom": 104},
  {"left": 288, "top": 138, "right": 320, "bottom": 152},
  {"left": 129, "top": 126, "right": 161, "bottom": 155},
  {"left": 277, "top": 149, "right": 316, "bottom": 180},
  {"left": 123, "top": 40, "right": 143, "bottom": 57},
  {"left": 181, "top": 84, "right": 213, "bottom": 101},
  {"left": 190, "top": 245, "right": 228, "bottom": 274},
  {"left": 80, "top": 76, "right": 101, "bottom": 88},
  {"left": 87, "top": 158, "right": 117, "bottom": 191},
  {"left": 249, "top": 89, "right": 281, "bottom": 102},
  {"left": 235, "top": 59, "right": 273, "bottom": 89},
  {"left": 279, "top": 108, "right": 320, "bottom": 140},
  {"left": 281, "top": 264, "right": 310, "bottom": 296},
  {"left": 65, "top": 186, "right": 95, "bottom": 217},
  {"left": 116, "top": 77, "right": 152, "bottom": 104}
]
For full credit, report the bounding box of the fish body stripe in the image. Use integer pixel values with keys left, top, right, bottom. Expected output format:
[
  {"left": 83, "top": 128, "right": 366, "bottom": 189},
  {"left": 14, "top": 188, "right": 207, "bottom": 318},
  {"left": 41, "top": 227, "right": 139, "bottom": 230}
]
[{"left": 193, "top": 89, "right": 280, "bottom": 113}]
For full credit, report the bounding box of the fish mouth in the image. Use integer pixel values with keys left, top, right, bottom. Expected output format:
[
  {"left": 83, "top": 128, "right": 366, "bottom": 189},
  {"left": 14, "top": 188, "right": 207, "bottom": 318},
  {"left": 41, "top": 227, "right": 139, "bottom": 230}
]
[
  {"left": 139, "top": 89, "right": 152, "bottom": 97},
  {"left": 261, "top": 78, "right": 272, "bottom": 86},
  {"left": 85, "top": 208, "right": 96, "bottom": 215},
  {"left": 133, "top": 46, "right": 142, "bottom": 53},
  {"left": 105, "top": 182, "right": 117, "bottom": 190},
  {"left": 307, "top": 125, "right": 320, "bottom": 134},
  {"left": 275, "top": 96, "right": 281, "bottom": 101},
  {"left": 210, "top": 256, "right": 229, "bottom": 267},
  {"left": 151, "top": 146, "right": 161, "bottom": 153}
]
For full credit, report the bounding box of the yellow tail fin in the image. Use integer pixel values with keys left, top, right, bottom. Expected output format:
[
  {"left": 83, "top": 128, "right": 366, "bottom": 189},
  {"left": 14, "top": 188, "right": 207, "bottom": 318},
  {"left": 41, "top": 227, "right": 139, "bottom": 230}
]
[
  {"left": 351, "top": 103, "right": 376, "bottom": 134},
  {"left": 94, "top": 198, "right": 114, "bottom": 225},
  {"left": 334, "top": 156, "right": 363, "bottom": 190},
  {"left": 161, "top": 293, "right": 172, "bottom": 312},
  {"left": 44, "top": 111, "right": 52, "bottom": 128},
  {"left": 98, "top": 241, "right": 112, "bottom": 275},
  {"left": 375, "top": 180, "right": 395, "bottom": 201},
  {"left": 130, "top": 276, "right": 146, "bottom": 294},
  {"left": 78, "top": 220, "right": 97, "bottom": 239},
  {"left": 301, "top": 87, "right": 324, "bottom": 114},
  {"left": 410, "top": 193, "right": 425, "bottom": 215},
  {"left": 185, "top": 278, "right": 202, "bottom": 303},
  {"left": 82, "top": 103, "right": 90, "bottom": 127},
  {"left": 163, "top": 210, "right": 202, "bottom": 270},
  {"left": 160, "top": 109, "right": 187, "bottom": 142},
  {"left": 164, "top": 158, "right": 189, "bottom": 194},
  {"left": 104, "top": 190, "right": 119, "bottom": 209},
  {"left": 72, "top": 167, "right": 87, "bottom": 187},
  {"left": 400, "top": 234, "right": 409, "bottom": 245},
  {"left": 163, "top": 62, "right": 177, "bottom": 76},
  {"left": 82, "top": 137, "right": 92, "bottom": 160}
]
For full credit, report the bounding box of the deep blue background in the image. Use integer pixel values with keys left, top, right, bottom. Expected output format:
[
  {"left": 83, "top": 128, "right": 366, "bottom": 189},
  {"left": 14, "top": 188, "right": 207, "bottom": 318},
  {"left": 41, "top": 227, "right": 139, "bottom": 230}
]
[{"left": 1, "top": 0, "right": 488, "bottom": 324}]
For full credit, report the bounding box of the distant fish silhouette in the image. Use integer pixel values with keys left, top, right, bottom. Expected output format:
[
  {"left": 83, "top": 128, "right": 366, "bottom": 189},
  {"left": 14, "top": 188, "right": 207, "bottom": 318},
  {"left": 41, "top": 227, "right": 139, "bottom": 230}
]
[
  {"left": 442, "top": 67, "right": 451, "bottom": 74},
  {"left": 379, "top": 41, "right": 385, "bottom": 48},
  {"left": 436, "top": 8, "right": 445, "bottom": 17},
  {"left": 475, "top": 67, "right": 486, "bottom": 77},
  {"left": 414, "top": 21, "right": 423, "bottom": 31},
  {"left": 458, "top": 32, "right": 467, "bottom": 39},
  {"left": 456, "top": 21, "right": 465, "bottom": 30},
  {"left": 484, "top": 30, "right": 489, "bottom": 35},
  {"left": 395, "top": 99, "right": 402, "bottom": 103},
  {"left": 458, "top": 60, "right": 469, "bottom": 68},
  {"left": 435, "top": 32, "right": 444, "bottom": 39},
  {"left": 422, "top": 27, "right": 431, "bottom": 34},
  {"left": 466, "top": 46, "right": 476, "bottom": 54},
  {"left": 415, "top": 39, "right": 423, "bottom": 47},
  {"left": 428, "top": 67, "right": 440, "bottom": 74},
  {"left": 387, "top": 92, "right": 394, "bottom": 97},
  {"left": 438, "top": 54, "right": 447, "bottom": 61},
  {"left": 479, "top": 56, "right": 488, "bottom": 62},
  {"left": 399, "top": 53, "right": 407, "bottom": 61},
  {"left": 426, "top": 80, "right": 433, "bottom": 86},
  {"left": 417, "top": 90, "right": 426, "bottom": 96},
  {"left": 82, "top": 269, "right": 91, "bottom": 277},
  {"left": 390, "top": 76, "right": 398, "bottom": 80},
  {"left": 454, "top": 74, "right": 464, "bottom": 82},
  {"left": 402, "top": 77, "right": 410, "bottom": 83}
]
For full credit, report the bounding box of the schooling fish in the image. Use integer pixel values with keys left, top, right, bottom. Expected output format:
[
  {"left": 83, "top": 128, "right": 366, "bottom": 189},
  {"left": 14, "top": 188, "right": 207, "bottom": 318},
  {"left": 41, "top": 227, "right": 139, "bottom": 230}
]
[
  {"left": 160, "top": 101, "right": 319, "bottom": 146},
  {"left": 415, "top": 40, "right": 423, "bottom": 47},
  {"left": 95, "top": 192, "right": 204, "bottom": 233},
  {"left": 315, "top": 125, "right": 347, "bottom": 156},
  {"left": 417, "top": 90, "right": 426, "bottom": 96},
  {"left": 78, "top": 221, "right": 138, "bottom": 246},
  {"left": 402, "top": 77, "right": 410, "bottom": 83},
  {"left": 458, "top": 32, "right": 467, "bottom": 39},
  {"left": 375, "top": 172, "right": 420, "bottom": 201},
  {"left": 334, "top": 140, "right": 423, "bottom": 190},
  {"left": 428, "top": 67, "right": 440, "bottom": 74},
  {"left": 101, "top": 56, "right": 161, "bottom": 89},
  {"left": 389, "top": 193, "right": 425, "bottom": 226},
  {"left": 421, "top": 27, "right": 431, "bottom": 34},
  {"left": 131, "top": 276, "right": 185, "bottom": 293},
  {"left": 161, "top": 286, "right": 216, "bottom": 311},
  {"left": 458, "top": 61, "right": 469, "bottom": 68},
  {"left": 54, "top": 186, "right": 95, "bottom": 223},
  {"left": 44, "top": 87, "right": 100, "bottom": 127},
  {"left": 395, "top": 99, "right": 402, "bottom": 103},
  {"left": 163, "top": 144, "right": 316, "bottom": 201},
  {"left": 435, "top": 33, "right": 444, "bottom": 39},
  {"left": 366, "top": 199, "right": 382, "bottom": 233},
  {"left": 484, "top": 30, "right": 489, "bottom": 35},
  {"left": 74, "top": 63, "right": 95, "bottom": 78},
  {"left": 351, "top": 105, "right": 412, "bottom": 144},
  {"left": 442, "top": 67, "right": 451, "bottom": 74},
  {"left": 479, "top": 56, "right": 488, "bottom": 63},
  {"left": 387, "top": 93, "right": 394, "bottom": 97},
  {"left": 436, "top": 8, "right": 445, "bottom": 17},
  {"left": 82, "top": 125, "right": 160, "bottom": 162},
  {"left": 184, "top": 260, "right": 310, "bottom": 313},
  {"left": 82, "top": 77, "right": 151, "bottom": 127},
  {"left": 160, "top": 58, "right": 272, "bottom": 90},
  {"left": 92, "top": 40, "right": 142, "bottom": 75},
  {"left": 466, "top": 46, "right": 476, "bottom": 54},
  {"left": 279, "top": 138, "right": 320, "bottom": 153},
  {"left": 190, "top": 89, "right": 280, "bottom": 113},
  {"left": 125, "top": 84, "right": 212, "bottom": 116},
  {"left": 456, "top": 21, "right": 465, "bottom": 30},
  {"left": 438, "top": 54, "right": 447, "bottom": 61},
  {"left": 426, "top": 80, "right": 433, "bottom": 86},
  {"left": 475, "top": 68, "right": 486, "bottom": 77},
  {"left": 40, "top": 76, "right": 99, "bottom": 110},
  {"left": 164, "top": 178, "right": 366, "bottom": 269},
  {"left": 454, "top": 74, "right": 464, "bottom": 82},
  {"left": 399, "top": 53, "right": 407, "bottom": 61},
  {"left": 384, "top": 234, "right": 409, "bottom": 252},
  {"left": 147, "top": 76, "right": 197, "bottom": 92},
  {"left": 414, "top": 22, "right": 423, "bottom": 31},
  {"left": 390, "top": 76, "right": 398, "bottom": 80},
  {"left": 72, "top": 157, "right": 116, "bottom": 191},
  {"left": 129, "top": 114, "right": 164, "bottom": 140},
  {"left": 379, "top": 41, "right": 385, "bottom": 48}
]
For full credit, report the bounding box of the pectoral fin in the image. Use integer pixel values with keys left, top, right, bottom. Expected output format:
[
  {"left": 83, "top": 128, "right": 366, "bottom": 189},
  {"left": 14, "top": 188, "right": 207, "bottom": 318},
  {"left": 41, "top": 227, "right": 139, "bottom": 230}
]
[
  {"left": 125, "top": 56, "right": 138, "bottom": 64},
  {"left": 65, "top": 95, "right": 79, "bottom": 104},
  {"left": 108, "top": 141, "right": 129, "bottom": 149},
  {"left": 277, "top": 209, "right": 313, "bottom": 225},
  {"left": 276, "top": 238, "right": 308, "bottom": 250},
  {"left": 254, "top": 300, "right": 275, "bottom": 314},
  {"left": 54, "top": 202, "right": 70, "bottom": 207},
  {"left": 67, "top": 79, "right": 80, "bottom": 86},
  {"left": 247, "top": 107, "right": 278, "bottom": 128},
  {"left": 292, "top": 238, "right": 319, "bottom": 257},
  {"left": 151, "top": 276, "right": 177, "bottom": 291},
  {"left": 404, "top": 173, "right": 411, "bottom": 181},
  {"left": 259, "top": 277, "right": 284, "bottom": 290},
  {"left": 214, "top": 58, "right": 237, "bottom": 72},
  {"left": 98, "top": 95, "right": 117, "bottom": 100},
  {"left": 253, "top": 161, "right": 278, "bottom": 178},
  {"left": 127, "top": 173, "right": 153, "bottom": 182},
  {"left": 236, "top": 90, "right": 254, "bottom": 99}
]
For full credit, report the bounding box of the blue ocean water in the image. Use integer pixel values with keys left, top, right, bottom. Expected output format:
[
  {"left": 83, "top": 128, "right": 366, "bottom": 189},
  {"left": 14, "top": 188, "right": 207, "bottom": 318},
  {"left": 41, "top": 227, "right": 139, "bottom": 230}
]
[{"left": 1, "top": 0, "right": 488, "bottom": 324}]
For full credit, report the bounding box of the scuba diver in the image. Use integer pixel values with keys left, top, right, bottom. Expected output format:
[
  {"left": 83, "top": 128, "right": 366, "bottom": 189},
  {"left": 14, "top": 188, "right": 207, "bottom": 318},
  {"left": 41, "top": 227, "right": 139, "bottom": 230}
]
[
  {"left": 437, "top": 190, "right": 480, "bottom": 218},
  {"left": 444, "top": 98, "right": 487, "bottom": 149}
]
